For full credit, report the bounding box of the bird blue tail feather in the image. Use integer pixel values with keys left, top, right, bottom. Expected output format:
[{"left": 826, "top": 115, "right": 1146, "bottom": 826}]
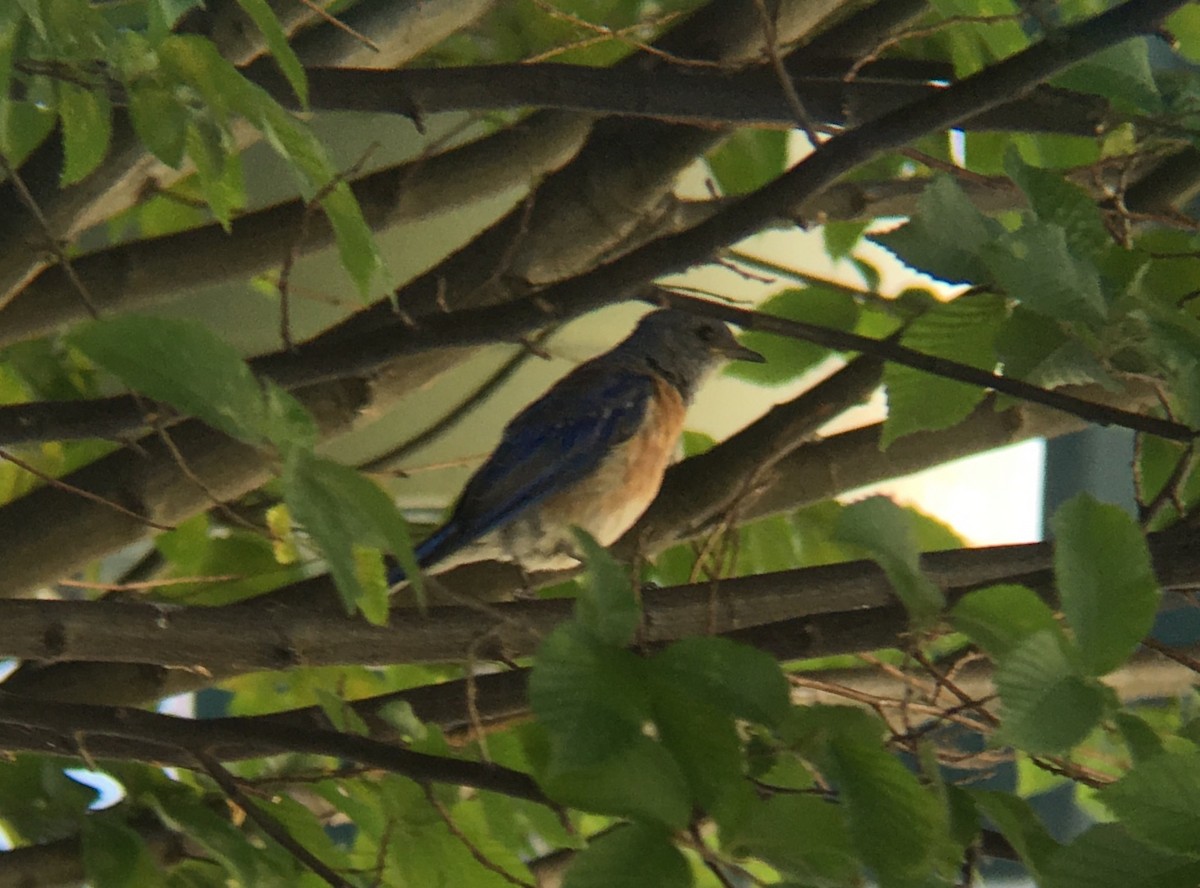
[{"left": 385, "top": 523, "right": 462, "bottom": 585}]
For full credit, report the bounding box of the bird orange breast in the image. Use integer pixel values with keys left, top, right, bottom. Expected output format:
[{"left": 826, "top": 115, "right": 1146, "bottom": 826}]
[{"left": 539, "top": 376, "right": 686, "bottom": 546}]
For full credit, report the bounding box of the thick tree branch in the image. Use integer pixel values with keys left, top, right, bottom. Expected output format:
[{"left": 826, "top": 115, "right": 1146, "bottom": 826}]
[
  {"left": 243, "top": 60, "right": 1111, "bottom": 135},
  {"left": 1, "top": 533, "right": 1195, "bottom": 678}
]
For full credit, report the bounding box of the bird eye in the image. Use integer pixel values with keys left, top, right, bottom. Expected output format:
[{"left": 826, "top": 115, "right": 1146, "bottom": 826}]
[{"left": 696, "top": 325, "right": 718, "bottom": 343}]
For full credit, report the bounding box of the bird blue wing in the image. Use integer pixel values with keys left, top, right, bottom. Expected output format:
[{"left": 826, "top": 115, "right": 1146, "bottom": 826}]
[{"left": 411, "top": 365, "right": 657, "bottom": 569}]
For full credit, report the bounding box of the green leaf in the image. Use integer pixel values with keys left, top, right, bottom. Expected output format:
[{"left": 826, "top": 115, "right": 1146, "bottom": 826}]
[
  {"left": 529, "top": 624, "right": 652, "bottom": 770},
  {"left": 1114, "top": 712, "right": 1166, "bottom": 765},
  {"left": 1043, "top": 824, "right": 1200, "bottom": 888},
  {"left": 992, "top": 630, "right": 1109, "bottom": 755},
  {"left": 824, "top": 220, "right": 870, "bottom": 260},
  {"left": 881, "top": 293, "right": 1005, "bottom": 446},
  {"left": 260, "top": 793, "right": 350, "bottom": 876},
  {"left": 252, "top": 99, "right": 384, "bottom": 294},
  {"left": 941, "top": 765, "right": 981, "bottom": 857},
  {"left": 70, "top": 315, "right": 314, "bottom": 447},
  {"left": 282, "top": 451, "right": 420, "bottom": 621},
  {"left": 572, "top": 529, "right": 638, "bottom": 647},
  {"left": 829, "top": 735, "right": 947, "bottom": 883},
  {"left": 970, "top": 790, "right": 1058, "bottom": 880},
  {"left": 83, "top": 818, "right": 165, "bottom": 888},
  {"left": 233, "top": 0, "right": 308, "bottom": 106},
  {"left": 149, "top": 791, "right": 259, "bottom": 887},
  {"left": 541, "top": 733, "right": 692, "bottom": 829},
  {"left": 652, "top": 636, "right": 790, "bottom": 727},
  {"left": 0, "top": 757, "right": 98, "bottom": 843},
  {"left": 707, "top": 129, "right": 789, "bottom": 195},
  {"left": 996, "top": 306, "right": 1114, "bottom": 390},
  {"left": 127, "top": 80, "right": 189, "bottom": 167},
  {"left": 983, "top": 220, "right": 1107, "bottom": 324},
  {"left": 950, "top": 584, "right": 1060, "bottom": 659},
  {"left": 781, "top": 704, "right": 888, "bottom": 754},
  {"left": 318, "top": 180, "right": 385, "bottom": 296},
  {"left": 1169, "top": 5, "right": 1200, "bottom": 63},
  {"left": 725, "top": 286, "right": 860, "bottom": 386},
  {"left": 733, "top": 512, "right": 805, "bottom": 575},
  {"left": 1051, "top": 494, "right": 1160, "bottom": 675},
  {"left": 185, "top": 117, "right": 244, "bottom": 229},
  {"left": 313, "top": 687, "right": 371, "bottom": 736},
  {"left": 833, "top": 496, "right": 944, "bottom": 628},
  {"left": 58, "top": 83, "right": 112, "bottom": 185},
  {"left": 873, "top": 176, "right": 1004, "bottom": 283},
  {"left": 648, "top": 687, "right": 742, "bottom": 810},
  {"left": 530, "top": 625, "right": 689, "bottom": 826},
  {"left": 723, "top": 794, "right": 859, "bottom": 885},
  {"left": 1056, "top": 40, "right": 1162, "bottom": 115},
  {"left": 1100, "top": 752, "right": 1200, "bottom": 855},
  {"left": 13, "top": 0, "right": 46, "bottom": 38},
  {"left": 1004, "top": 151, "right": 1109, "bottom": 260},
  {"left": 564, "top": 824, "right": 690, "bottom": 888}
]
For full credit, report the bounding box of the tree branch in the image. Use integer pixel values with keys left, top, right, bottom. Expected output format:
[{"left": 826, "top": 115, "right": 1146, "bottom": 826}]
[
  {"left": 242, "top": 59, "right": 1111, "bottom": 135},
  {"left": 0, "top": 692, "right": 551, "bottom": 804},
  {"left": 1, "top": 533, "right": 1195, "bottom": 678}
]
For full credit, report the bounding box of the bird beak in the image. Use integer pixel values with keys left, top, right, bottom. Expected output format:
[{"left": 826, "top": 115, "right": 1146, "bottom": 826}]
[{"left": 724, "top": 340, "right": 766, "bottom": 363}]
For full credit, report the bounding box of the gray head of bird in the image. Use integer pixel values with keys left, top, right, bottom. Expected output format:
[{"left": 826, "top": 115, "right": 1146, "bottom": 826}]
[{"left": 620, "top": 308, "right": 765, "bottom": 401}]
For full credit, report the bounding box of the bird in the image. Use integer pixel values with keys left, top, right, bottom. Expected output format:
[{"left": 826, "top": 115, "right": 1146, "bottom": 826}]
[{"left": 388, "top": 308, "right": 765, "bottom": 582}]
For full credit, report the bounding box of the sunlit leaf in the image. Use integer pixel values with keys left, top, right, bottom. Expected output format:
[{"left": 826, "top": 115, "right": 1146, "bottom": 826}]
[{"left": 282, "top": 450, "right": 420, "bottom": 621}]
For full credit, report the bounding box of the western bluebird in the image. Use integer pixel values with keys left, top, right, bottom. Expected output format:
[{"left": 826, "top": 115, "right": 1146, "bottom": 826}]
[{"left": 390, "top": 309, "right": 764, "bottom": 581}]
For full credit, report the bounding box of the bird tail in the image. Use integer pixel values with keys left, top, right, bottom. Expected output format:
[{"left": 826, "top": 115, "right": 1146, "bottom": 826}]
[{"left": 385, "top": 523, "right": 466, "bottom": 585}]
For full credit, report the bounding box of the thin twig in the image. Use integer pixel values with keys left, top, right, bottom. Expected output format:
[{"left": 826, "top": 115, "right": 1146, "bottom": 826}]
[
  {"left": 57, "top": 575, "right": 242, "bottom": 591},
  {"left": 149, "top": 421, "right": 263, "bottom": 534},
  {"left": 194, "top": 750, "right": 356, "bottom": 888},
  {"left": 1142, "top": 636, "right": 1200, "bottom": 673},
  {"left": 846, "top": 14, "right": 1025, "bottom": 81},
  {"left": 658, "top": 291, "right": 1198, "bottom": 443},
  {"left": 296, "top": 0, "right": 381, "bottom": 53},
  {"left": 0, "top": 447, "right": 173, "bottom": 531},
  {"left": 752, "top": 0, "right": 821, "bottom": 148},
  {"left": 525, "top": 3, "right": 709, "bottom": 68},
  {"left": 279, "top": 144, "right": 379, "bottom": 350},
  {"left": 423, "top": 786, "right": 536, "bottom": 888},
  {"left": 359, "top": 330, "right": 552, "bottom": 473},
  {"left": 0, "top": 154, "right": 99, "bottom": 317},
  {"left": 1140, "top": 443, "right": 1198, "bottom": 527}
]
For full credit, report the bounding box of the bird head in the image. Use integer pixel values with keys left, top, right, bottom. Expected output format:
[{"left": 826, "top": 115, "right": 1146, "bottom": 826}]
[{"left": 625, "top": 308, "right": 765, "bottom": 401}]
